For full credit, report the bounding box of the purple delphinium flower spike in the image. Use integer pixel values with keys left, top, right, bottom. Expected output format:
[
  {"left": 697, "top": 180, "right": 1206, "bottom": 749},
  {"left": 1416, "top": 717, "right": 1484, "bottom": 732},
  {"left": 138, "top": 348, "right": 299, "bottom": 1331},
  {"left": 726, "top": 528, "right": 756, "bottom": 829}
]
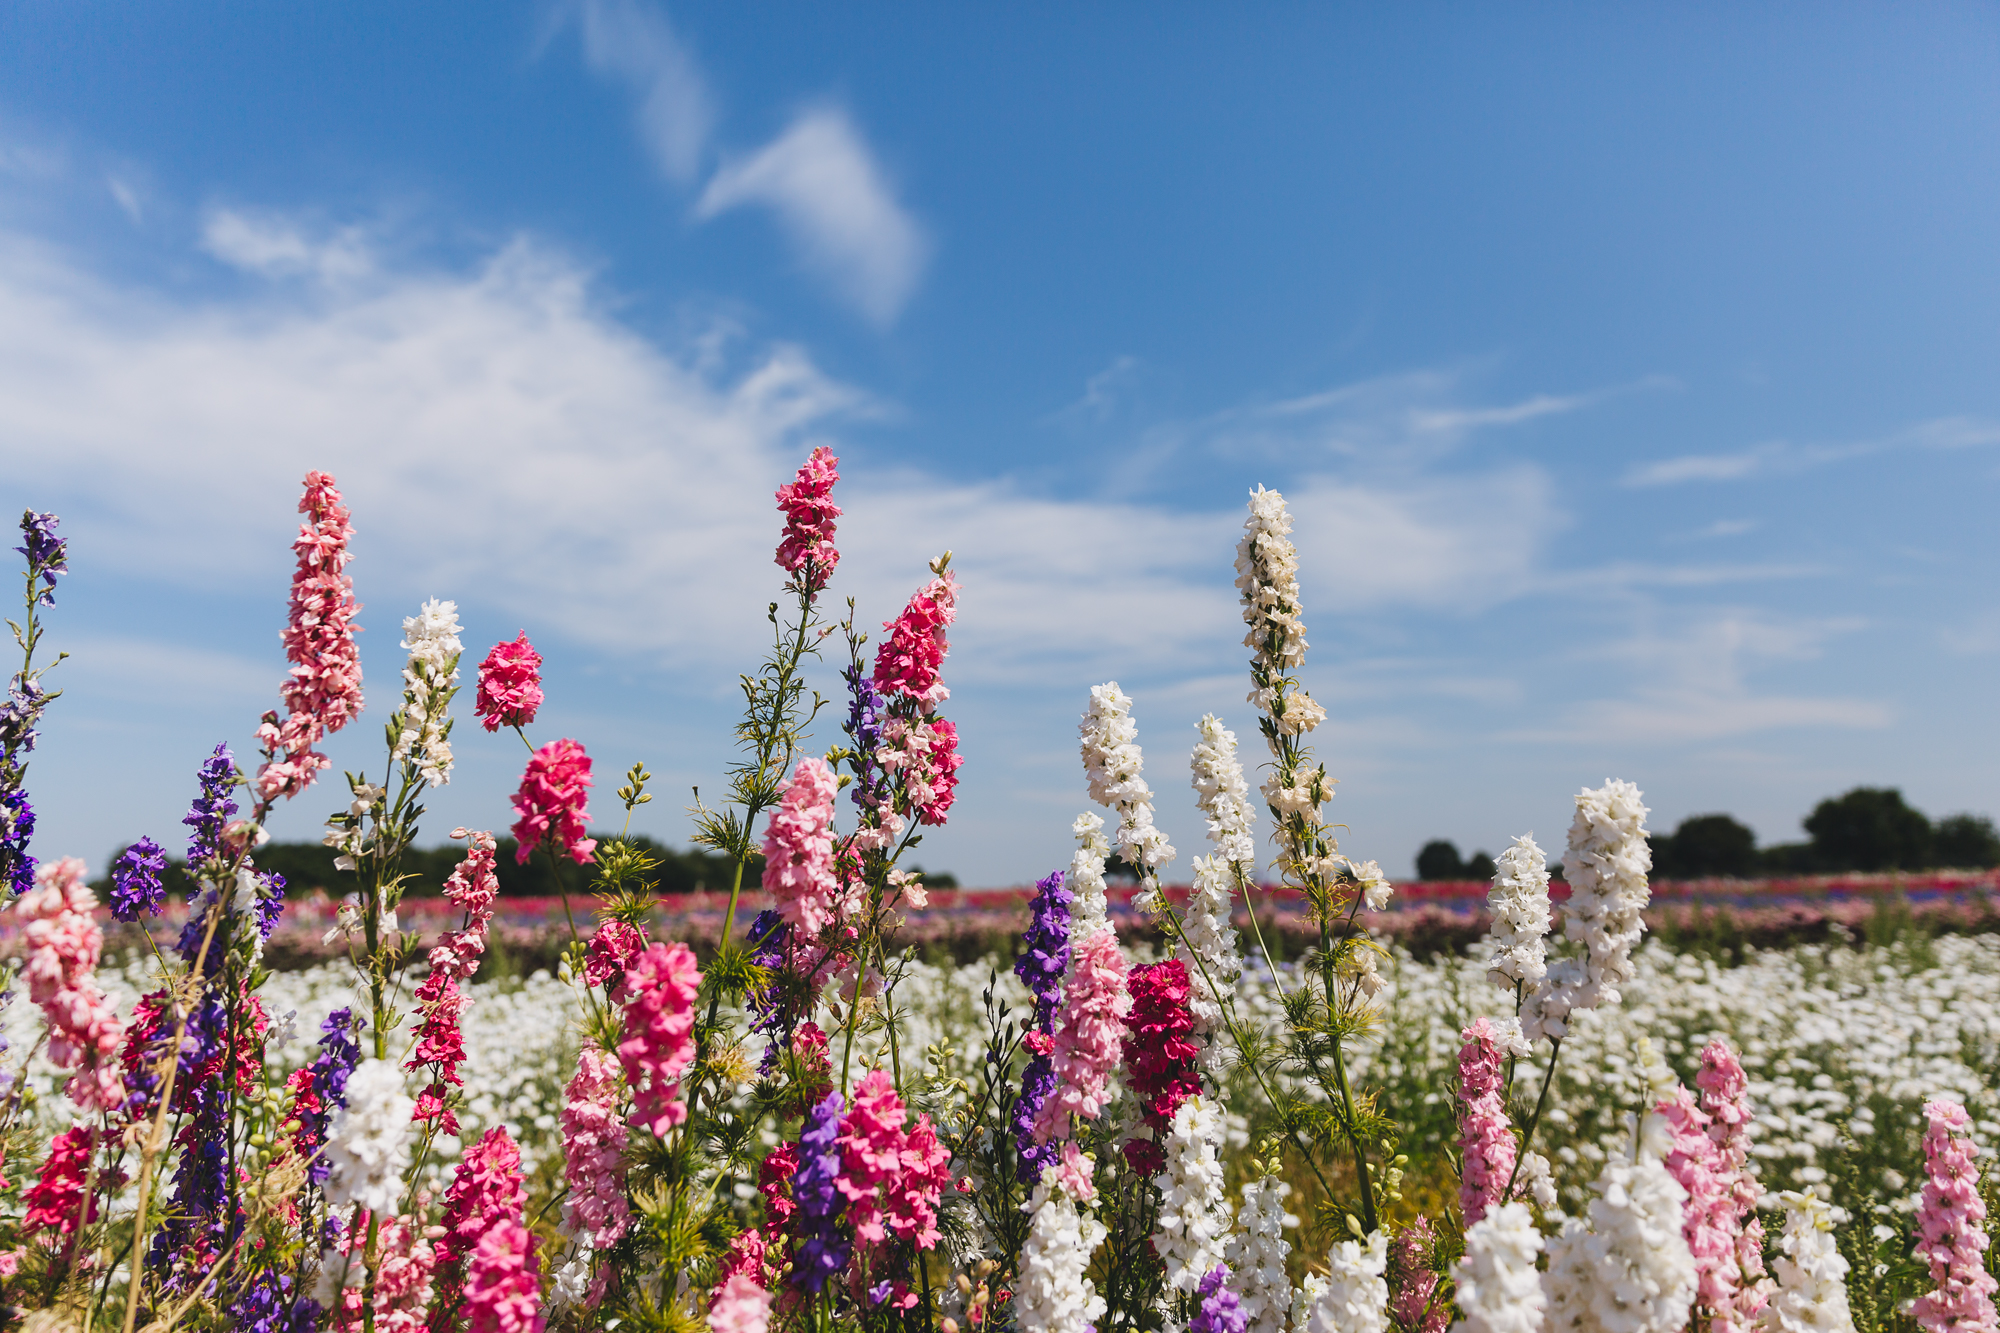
[
  {"left": 791, "top": 1087, "right": 852, "bottom": 1292},
  {"left": 1013, "top": 867, "right": 1072, "bottom": 1181},
  {"left": 110, "top": 836, "right": 170, "bottom": 921}
]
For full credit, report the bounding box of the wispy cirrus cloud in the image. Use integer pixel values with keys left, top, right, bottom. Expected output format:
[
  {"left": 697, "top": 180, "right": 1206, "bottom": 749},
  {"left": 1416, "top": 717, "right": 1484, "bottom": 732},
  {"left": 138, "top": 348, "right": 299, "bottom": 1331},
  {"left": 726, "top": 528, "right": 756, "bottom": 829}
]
[
  {"left": 1623, "top": 415, "right": 2000, "bottom": 487},
  {"left": 566, "top": 0, "right": 714, "bottom": 184}
]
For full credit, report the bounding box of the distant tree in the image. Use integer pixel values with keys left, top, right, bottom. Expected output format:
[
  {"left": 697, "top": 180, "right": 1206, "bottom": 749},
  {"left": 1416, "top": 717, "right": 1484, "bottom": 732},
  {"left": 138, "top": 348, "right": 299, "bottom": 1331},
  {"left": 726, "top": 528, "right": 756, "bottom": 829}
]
[
  {"left": 1652, "top": 813, "right": 1758, "bottom": 879},
  {"left": 1757, "top": 842, "right": 1820, "bottom": 876},
  {"left": 1933, "top": 814, "right": 2000, "bottom": 870},
  {"left": 1803, "top": 787, "right": 1934, "bottom": 872},
  {"left": 1415, "top": 840, "right": 1465, "bottom": 881},
  {"left": 1464, "top": 850, "right": 1496, "bottom": 881}
]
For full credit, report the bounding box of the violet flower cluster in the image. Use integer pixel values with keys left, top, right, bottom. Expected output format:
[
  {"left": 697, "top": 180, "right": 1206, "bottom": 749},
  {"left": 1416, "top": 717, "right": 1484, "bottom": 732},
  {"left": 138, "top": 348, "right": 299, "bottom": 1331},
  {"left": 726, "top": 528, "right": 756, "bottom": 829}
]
[{"left": 1013, "top": 868, "right": 1072, "bottom": 1181}]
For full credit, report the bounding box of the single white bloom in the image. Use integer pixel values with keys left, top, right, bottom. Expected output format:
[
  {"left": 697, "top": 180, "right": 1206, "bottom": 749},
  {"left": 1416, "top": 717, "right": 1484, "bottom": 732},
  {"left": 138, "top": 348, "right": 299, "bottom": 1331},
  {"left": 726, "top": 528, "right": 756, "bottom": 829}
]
[
  {"left": 1226, "top": 1176, "right": 1296, "bottom": 1333},
  {"left": 323, "top": 1058, "right": 415, "bottom": 1217},
  {"left": 1346, "top": 858, "right": 1393, "bottom": 913},
  {"left": 1453, "top": 1201, "right": 1548, "bottom": 1333},
  {"left": 1306, "top": 1230, "right": 1389, "bottom": 1333},
  {"left": 1759, "top": 1190, "right": 1855, "bottom": 1333}
]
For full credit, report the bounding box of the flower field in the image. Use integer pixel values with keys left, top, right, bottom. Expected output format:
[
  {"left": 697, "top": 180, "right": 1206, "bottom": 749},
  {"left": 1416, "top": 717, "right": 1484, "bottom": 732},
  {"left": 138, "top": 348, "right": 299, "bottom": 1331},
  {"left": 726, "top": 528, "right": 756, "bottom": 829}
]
[{"left": 0, "top": 459, "right": 1992, "bottom": 1333}]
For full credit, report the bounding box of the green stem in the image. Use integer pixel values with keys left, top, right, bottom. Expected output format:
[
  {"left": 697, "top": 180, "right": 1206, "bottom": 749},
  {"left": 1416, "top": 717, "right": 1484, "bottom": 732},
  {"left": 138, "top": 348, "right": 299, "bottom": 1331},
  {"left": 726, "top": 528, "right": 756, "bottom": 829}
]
[{"left": 1502, "top": 1038, "right": 1563, "bottom": 1201}]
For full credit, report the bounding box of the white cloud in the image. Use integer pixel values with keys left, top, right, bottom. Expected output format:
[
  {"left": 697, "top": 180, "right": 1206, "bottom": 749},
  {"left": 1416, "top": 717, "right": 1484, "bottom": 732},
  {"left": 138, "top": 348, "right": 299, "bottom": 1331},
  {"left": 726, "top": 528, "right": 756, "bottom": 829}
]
[
  {"left": 1624, "top": 416, "right": 2000, "bottom": 487},
  {"left": 201, "top": 209, "right": 374, "bottom": 283},
  {"left": 696, "top": 108, "right": 930, "bottom": 327},
  {"left": 571, "top": 0, "right": 714, "bottom": 184}
]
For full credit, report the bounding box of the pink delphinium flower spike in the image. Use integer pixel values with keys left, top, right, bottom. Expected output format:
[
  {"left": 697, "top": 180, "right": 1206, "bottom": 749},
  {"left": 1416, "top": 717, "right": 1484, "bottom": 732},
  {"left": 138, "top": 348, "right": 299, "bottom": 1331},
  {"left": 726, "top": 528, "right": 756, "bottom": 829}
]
[
  {"left": 617, "top": 942, "right": 702, "bottom": 1137},
  {"left": 775, "top": 445, "right": 842, "bottom": 599},
  {"left": 436, "top": 1128, "right": 540, "bottom": 1330},
  {"left": 762, "top": 757, "right": 840, "bottom": 940},
  {"left": 509, "top": 738, "right": 597, "bottom": 865},
  {"left": 1697, "top": 1039, "right": 1773, "bottom": 1331},
  {"left": 1455, "top": 1017, "right": 1515, "bottom": 1227},
  {"left": 561, "top": 1045, "right": 630, "bottom": 1249},
  {"left": 406, "top": 829, "right": 501, "bottom": 1132},
  {"left": 256, "top": 469, "right": 364, "bottom": 802},
  {"left": 873, "top": 565, "right": 960, "bottom": 706},
  {"left": 1033, "top": 926, "right": 1132, "bottom": 1143},
  {"left": 18, "top": 857, "right": 123, "bottom": 1114},
  {"left": 371, "top": 1208, "right": 440, "bottom": 1333},
  {"left": 1658, "top": 1081, "right": 1741, "bottom": 1328},
  {"left": 475, "top": 632, "right": 543, "bottom": 732},
  {"left": 1388, "top": 1217, "right": 1448, "bottom": 1333},
  {"left": 1913, "top": 1098, "right": 2000, "bottom": 1333},
  {"left": 710, "top": 1271, "right": 774, "bottom": 1333}
]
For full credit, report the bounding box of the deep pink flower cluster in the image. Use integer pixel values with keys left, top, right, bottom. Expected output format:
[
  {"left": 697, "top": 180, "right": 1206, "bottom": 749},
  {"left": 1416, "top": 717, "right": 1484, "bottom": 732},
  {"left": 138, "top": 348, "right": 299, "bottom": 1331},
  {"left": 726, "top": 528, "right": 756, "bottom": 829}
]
[
  {"left": 561, "top": 1046, "right": 630, "bottom": 1251},
  {"left": 1658, "top": 1084, "right": 1742, "bottom": 1324},
  {"left": 256, "top": 470, "right": 364, "bottom": 802},
  {"left": 19, "top": 857, "right": 123, "bottom": 1114},
  {"left": 714, "top": 1227, "right": 770, "bottom": 1291},
  {"left": 1696, "top": 1039, "right": 1771, "bottom": 1331},
  {"left": 836, "top": 1070, "right": 954, "bottom": 1255},
  {"left": 1455, "top": 1017, "right": 1515, "bottom": 1228},
  {"left": 879, "top": 717, "right": 963, "bottom": 828},
  {"left": 617, "top": 942, "right": 702, "bottom": 1137},
  {"left": 437, "top": 1128, "right": 542, "bottom": 1333},
  {"left": 474, "top": 633, "right": 543, "bottom": 733},
  {"left": 872, "top": 571, "right": 960, "bottom": 706},
  {"left": 762, "top": 758, "right": 841, "bottom": 940},
  {"left": 1913, "top": 1098, "right": 2000, "bottom": 1333},
  {"left": 775, "top": 446, "right": 842, "bottom": 597},
  {"left": 371, "top": 1209, "right": 440, "bottom": 1333},
  {"left": 1388, "top": 1216, "right": 1447, "bottom": 1333},
  {"left": 1121, "top": 957, "right": 1203, "bottom": 1174},
  {"left": 509, "top": 738, "right": 597, "bottom": 865},
  {"left": 584, "top": 918, "right": 649, "bottom": 990},
  {"left": 408, "top": 829, "right": 501, "bottom": 1133},
  {"left": 21, "top": 1125, "right": 96, "bottom": 1238},
  {"left": 1033, "top": 927, "right": 1131, "bottom": 1144}
]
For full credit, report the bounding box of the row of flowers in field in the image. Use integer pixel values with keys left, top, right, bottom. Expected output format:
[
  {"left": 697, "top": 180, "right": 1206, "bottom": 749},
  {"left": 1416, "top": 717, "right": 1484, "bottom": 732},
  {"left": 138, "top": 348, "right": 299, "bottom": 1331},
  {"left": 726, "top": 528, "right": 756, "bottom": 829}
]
[{"left": 0, "top": 452, "right": 1991, "bottom": 1333}]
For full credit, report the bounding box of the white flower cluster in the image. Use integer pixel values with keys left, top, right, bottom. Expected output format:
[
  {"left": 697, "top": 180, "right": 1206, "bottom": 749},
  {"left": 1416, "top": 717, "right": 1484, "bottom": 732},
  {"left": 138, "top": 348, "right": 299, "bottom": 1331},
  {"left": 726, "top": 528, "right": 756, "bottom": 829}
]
[
  {"left": 1485, "top": 834, "right": 1551, "bottom": 990},
  {"left": 1452, "top": 1201, "right": 1547, "bottom": 1333},
  {"left": 1017, "top": 1167, "right": 1109, "bottom": 1333},
  {"left": 1079, "top": 682, "right": 1175, "bottom": 892},
  {"left": 392, "top": 597, "right": 462, "bottom": 787},
  {"left": 1347, "top": 858, "right": 1393, "bottom": 913},
  {"left": 1070, "top": 812, "right": 1113, "bottom": 936},
  {"left": 1181, "top": 855, "right": 1243, "bottom": 1056},
  {"left": 1191, "top": 715, "right": 1258, "bottom": 867},
  {"left": 1304, "top": 1231, "right": 1389, "bottom": 1333},
  {"left": 1154, "top": 1095, "right": 1233, "bottom": 1296},
  {"left": 1522, "top": 780, "right": 1652, "bottom": 1042},
  {"left": 323, "top": 1057, "right": 416, "bottom": 1216},
  {"left": 1760, "top": 1191, "right": 1855, "bottom": 1333},
  {"left": 1235, "top": 487, "right": 1326, "bottom": 734},
  {"left": 1544, "top": 1123, "right": 1696, "bottom": 1333},
  {"left": 1225, "top": 1176, "right": 1296, "bottom": 1333}
]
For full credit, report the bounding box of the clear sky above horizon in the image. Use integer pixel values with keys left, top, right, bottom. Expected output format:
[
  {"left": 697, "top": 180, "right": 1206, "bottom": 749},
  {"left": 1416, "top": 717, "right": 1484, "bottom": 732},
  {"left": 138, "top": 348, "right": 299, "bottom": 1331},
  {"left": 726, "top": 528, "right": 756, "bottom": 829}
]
[{"left": 3, "top": 2, "right": 1998, "bottom": 884}]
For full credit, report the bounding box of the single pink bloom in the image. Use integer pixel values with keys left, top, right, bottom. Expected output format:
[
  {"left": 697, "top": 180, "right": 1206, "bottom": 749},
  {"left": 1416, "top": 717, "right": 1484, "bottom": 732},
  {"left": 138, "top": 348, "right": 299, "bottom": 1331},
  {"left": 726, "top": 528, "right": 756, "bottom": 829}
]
[
  {"left": 762, "top": 758, "right": 840, "bottom": 940},
  {"left": 617, "top": 942, "right": 702, "bottom": 1137},
  {"left": 256, "top": 470, "right": 364, "bottom": 802},
  {"left": 509, "top": 738, "right": 597, "bottom": 865},
  {"left": 1033, "top": 926, "right": 1132, "bottom": 1143},
  {"left": 873, "top": 570, "right": 960, "bottom": 706},
  {"left": 475, "top": 633, "right": 543, "bottom": 733},
  {"left": 1913, "top": 1098, "right": 2000, "bottom": 1333},
  {"left": 561, "top": 1046, "right": 630, "bottom": 1249},
  {"left": 774, "top": 446, "right": 842, "bottom": 598},
  {"left": 1456, "top": 1016, "right": 1515, "bottom": 1227},
  {"left": 710, "top": 1272, "right": 774, "bottom": 1333}
]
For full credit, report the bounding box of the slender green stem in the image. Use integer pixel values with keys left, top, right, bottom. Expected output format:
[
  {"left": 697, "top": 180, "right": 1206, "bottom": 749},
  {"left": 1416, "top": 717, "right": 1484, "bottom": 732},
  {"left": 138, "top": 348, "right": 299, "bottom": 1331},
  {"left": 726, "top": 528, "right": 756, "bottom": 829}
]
[{"left": 1502, "top": 1038, "right": 1563, "bottom": 1201}]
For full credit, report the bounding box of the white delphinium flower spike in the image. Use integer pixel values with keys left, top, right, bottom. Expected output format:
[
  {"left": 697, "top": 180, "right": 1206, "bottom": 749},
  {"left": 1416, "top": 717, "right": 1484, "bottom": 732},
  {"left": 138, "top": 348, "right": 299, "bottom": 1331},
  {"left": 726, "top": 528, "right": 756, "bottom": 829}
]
[
  {"left": 1522, "top": 779, "right": 1652, "bottom": 1043},
  {"left": 1191, "top": 714, "right": 1258, "bottom": 868},
  {"left": 1544, "top": 1110, "right": 1696, "bottom": 1333},
  {"left": 1155, "top": 1095, "right": 1233, "bottom": 1296},
  {"left": 1485, "top": 834, "right": 1552, "bottom": 991},
  {"left": 1759, "top": 1191, "right": 1856, "bottom": 1333},
  {"left": 323, "top": 1057, "right": 416, "bottom": 1216},
  {"left": 392, "top": 596, "right": 463, "bottom": 788},
  {"left": 1226, "top": 1176, "right": 1297, "bottom": 1333},
  {"left": 1183, "top": 714, "right": 1254, "bottom": 1069},
  {"left": 1453, "top": 1201, "right": 1547, "bottom": 1333},
  {"left": 1070, "top": 812, "right": 1113, "bottom": 937},
  {"left": 1080, "top": 682, "right": 1176, "bottom": 906},
  {"left": 1306, "top": 1230, "right": 1389, "bottom": 1333},
  {"left": 1017, "top": 1164, "right": 1108, "bottom": 1333}
]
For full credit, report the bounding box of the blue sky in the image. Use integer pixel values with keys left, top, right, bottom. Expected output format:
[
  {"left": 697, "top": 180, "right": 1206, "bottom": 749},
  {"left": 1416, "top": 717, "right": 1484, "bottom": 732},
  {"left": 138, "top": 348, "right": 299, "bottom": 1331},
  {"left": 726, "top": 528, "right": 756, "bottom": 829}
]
[{"left": 3, "top": 2, "right": 1999, "bottom": 884}]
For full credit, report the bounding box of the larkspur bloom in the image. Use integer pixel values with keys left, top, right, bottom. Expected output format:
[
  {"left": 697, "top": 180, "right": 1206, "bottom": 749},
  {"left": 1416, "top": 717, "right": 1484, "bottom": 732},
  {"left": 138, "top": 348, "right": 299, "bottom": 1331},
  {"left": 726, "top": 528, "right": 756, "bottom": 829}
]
[
  {"left": 711, "top": 1272, "right": 775, "bottom": 1333},
  {"left": 775, "top": 445, "right": 842, "bottom": 597},
  {"left": 369, "top": 1210, "right": 439, "bottom": 1333},
  {"left": 1912, "top": 1098, "right": 1999, "bottom": 1333},
  {"left": 432, "top": 1128, "right": 530, "bottom": 1319},
  {"left": 1033, "top": 925, "right": 1131, "bottom": 1143},
  {"left": 1121, "top": 958, "right": 1202, "bottom": 1174},
  {"left": 19, "top": 857, "right": 124, "bottom": 1113},
  {"left": 791, "top": 1088, "right": 852, "bottom": 1293},
  {"left": 474, "top": 632, "right": 542, "bottom": 732},
  {"left": 109, "top": 835, "right": 169, "bottom": 921},
  {"left": 1543, "top": 1118, "right": 1697, "bottom": 1333},
  {"left": 1016, "top": 1160, "right": 1108, "bottom": 1333},
  {"left": 1388, "top": 1218, "right": 1447, "bottom": 1333},
  {"left": 762, "top": 757, "right": 841, "bottom": 940},
  {"left": 323, "top": 1058, "right": 415, "bottom": 1217},
  {"left": 21, "top": 1125, "right": 97, "bottom": 1237},
  {"left": 1225, "top": 1177, "right": 1295, "bottom": 1333},
  {"left": 616, "top": 941, "right": 701, "bottom": 1136},
  {"left": 1306, "top": 1231, "right": 1390, "bottom": 1333},
  {"left": 1069, "top": 811, "right": 1114, "bottom": 935},
  {"left": 1457, "top": 1016, "right": 1516, "bottom": 1227},
  {"left": 509, "top": 737, "right": 597, "bottom": 864},
  {"left": 583, "top": 918, "right": 648, "bottom": 989},
  {"left": 1014, "top": 868, "right": 1073, "bottom": 1182},
  {"left": 256, "top": 470, "right": 364, "bottom": 803},
  {"left": 1154, "top": 1094, "right": 1233, "bottom": 1296},
  {"left": 1484, "top": 835, "right": 1552, "bottom": 990},
  {"left": 1760, "top": 1191, "right": 1855, "bottom": 1333},
  {"left": 1179, "top": 853, "right": 1242, "bottom": 1060},
  {"left": 1522, "top": 779, "right": 1652, "bottom": 1043},
  {"left": 390, "top": 597, "right": 461, "bottom": 787},
  {"left": 1192, "top": 714, "right": 1258, "bottom": 867},
  {"left": 837, "top": 1069, "right": 953, "bottom": 1253},
  {"left": 16, "top": 509, "right": 65, "bottom": 606},
  {"left": 1657, "top": 1082, "right": 1746, "bottom": 1331},
  {"left": 1236, "top": 487, "right": 1326, "bottom": 734},
  {"left": 406, "top": 828, "right": 500, "bottom": 1131},
  {"left": 227, "top": 1268, "right": 323, "bottom": 1333},
  {"left": 1693, "top": 1039, "right": 1773, "bottom": 1332},
  {"left": 1453, "top": 1201, "right": 1547, "bottom": 1333},
  {"left": 1194, "top": 1265, "right": 1249, "bottom": 1333},
  {"left": 873, "top": 567, "right": 959, "bottom": 705},
  {"left": 877, "top": 714, "right": 963, "bottom": 827},
  {"left": 1078, "top": 682, "right": 1175, "bottom": 899},
  {"left": 561, "top": 1046, "right": 629, "bottom": 1250}
]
